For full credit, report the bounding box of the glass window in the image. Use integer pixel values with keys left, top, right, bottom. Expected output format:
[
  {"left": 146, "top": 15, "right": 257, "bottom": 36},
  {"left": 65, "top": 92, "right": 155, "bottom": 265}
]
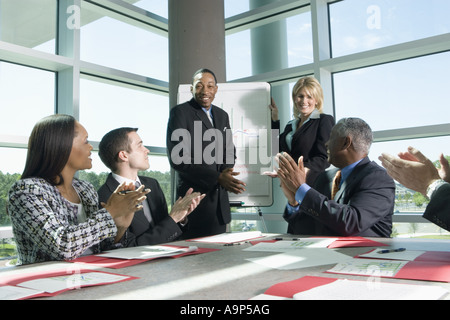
[
  {"left": 225, "top": 0, "right": 250, "bottom": 18},
  {"left": 392, "top": 223, "right": 450, "bottom": 239},
  {"left": 226, "top": 10, "right": 312, "bottom": 81},
  {"left": 80, "top": 3, "right": 168, "bottom": 80},
  {"left": 134, "top": 0, "right": 168, "bottom": 18},
  {"left": 0, "top": 0, "right": 56, "bottom": 54},
  {"left": 286, "top": 13, "right": 313, "bottom": 68},
  {"left": 0, "top": 62, "right": 55, "bottom": 137},
  {"left": 0, "top": 148, "right": 24, "bottom": 229},
  {"left": 0, "top": 148, "right": 27, "bottom": 175},
  {"left": 370, "top": 136, "right": 450, "bottom": 174},
  {"left": 79, "top": 77, "right": 169, "bottom": 148},
  {"left": 333, "top": 52, "right": 450, "bottom": 132},
  {"left": 329, "top": 0, "right": 450, "bottom": 57},
  {"left": 226, "top": 30, "right": 252, "bottom": 80}
]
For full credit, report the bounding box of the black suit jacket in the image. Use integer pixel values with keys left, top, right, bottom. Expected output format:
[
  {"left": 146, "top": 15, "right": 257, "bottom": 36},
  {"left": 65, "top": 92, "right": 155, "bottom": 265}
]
[
  {"left": 98, "top": 174, "right": 182, "bottom": 246},
  {"left": 423, "top": 182, "right": 450, "bottom": 232},
  {"left": 166, "top": 98, "right": 235, "bottom": 238},
  {"left": 284, "top": 157, "right": 395, "bottom": 237}
]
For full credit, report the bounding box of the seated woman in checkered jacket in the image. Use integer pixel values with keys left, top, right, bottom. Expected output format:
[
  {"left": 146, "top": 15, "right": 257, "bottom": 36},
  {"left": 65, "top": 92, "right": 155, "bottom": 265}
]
[{"left": 8, "top": 114, "right": 149, "bottom": 265}]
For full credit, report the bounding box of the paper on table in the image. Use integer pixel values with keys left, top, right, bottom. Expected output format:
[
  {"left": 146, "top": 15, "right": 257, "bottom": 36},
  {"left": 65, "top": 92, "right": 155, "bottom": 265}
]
[
  {"left": 17, "top": 272, "right": 131, "bottom": 294},
  {"left": 0, "top": 285, "right": 43, "bottom": 300},
  {"left": 358, "top": 248, "right": 426, "bottom": 261},
  {"left": 327, "top": 259, "right": 408, "bottom": 277},
  {"left": 190, "top": 231, "right": 263, "bottom": 244},
  {"left": 97, "top": 245, "right": 197, "bottom": 260},
  {"left": 244, "top": 238, "right": 337, "bottom": 252},
  {"left": 246, "top": 248, "right": 352, "bottom": 270},
  {"left": 293, "top": 279, "right": 449, "bottom": 300}
]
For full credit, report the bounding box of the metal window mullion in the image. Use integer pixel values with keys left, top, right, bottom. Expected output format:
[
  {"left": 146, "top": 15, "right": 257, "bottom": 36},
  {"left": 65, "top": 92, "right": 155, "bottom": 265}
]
[{"left": 56, "top": 0, "right": 81, "bottom": 119}]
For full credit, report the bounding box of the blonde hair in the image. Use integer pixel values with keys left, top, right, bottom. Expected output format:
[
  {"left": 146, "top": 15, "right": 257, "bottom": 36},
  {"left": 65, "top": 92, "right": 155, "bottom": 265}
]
[{"left": 292, "top": 76, "right": 324, "bottom": 119}]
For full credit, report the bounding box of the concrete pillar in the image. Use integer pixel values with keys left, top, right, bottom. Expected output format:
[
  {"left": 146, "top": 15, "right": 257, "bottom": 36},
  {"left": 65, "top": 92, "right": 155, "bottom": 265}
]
[{"left": 168, "top": 0, "right": 226, "bottom": 110}]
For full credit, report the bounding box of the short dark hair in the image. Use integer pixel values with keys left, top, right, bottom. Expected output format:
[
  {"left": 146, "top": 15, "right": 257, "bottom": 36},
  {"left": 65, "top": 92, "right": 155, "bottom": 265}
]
[
  {"left": 192, "top": 68, "right": 218, "bottom": 84},
  {"left": 99, "top": 127, "right": 138, "bottom": 172},
  {"left": 335, "top": 118, "right": 373, "bottom": 155},
  {"left": 22, "top": 114, "right": 75, "bottom": 186}
]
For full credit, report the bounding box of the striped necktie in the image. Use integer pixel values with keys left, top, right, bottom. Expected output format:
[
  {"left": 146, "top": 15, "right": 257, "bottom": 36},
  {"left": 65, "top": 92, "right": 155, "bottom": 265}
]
[
  {"left": 331, "top": 170, "right": 342, "bottom": 200},
  {"left": 206, "top": 110, "right": 214, "bottom": 126}
]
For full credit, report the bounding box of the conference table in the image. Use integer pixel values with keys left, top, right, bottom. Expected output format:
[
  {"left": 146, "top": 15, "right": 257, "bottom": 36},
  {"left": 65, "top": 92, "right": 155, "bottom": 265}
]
[{"left": 1, "top": 233, "right": 450, "bottom": 301}]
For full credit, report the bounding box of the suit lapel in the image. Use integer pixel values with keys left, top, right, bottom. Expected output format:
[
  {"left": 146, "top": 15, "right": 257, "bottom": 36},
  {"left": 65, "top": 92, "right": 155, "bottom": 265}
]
[
  {"left": 195, "top": 108, "right": 214, "bottom": 129},
  {"left": 333, "top": 157, "right": 371, "bottom": 202},
  {"left": 105, "top": 174, "right": 149, "bottom": 226}
]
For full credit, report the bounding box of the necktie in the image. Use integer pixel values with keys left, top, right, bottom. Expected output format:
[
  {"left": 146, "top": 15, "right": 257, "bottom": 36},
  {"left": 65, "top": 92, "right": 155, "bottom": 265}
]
[
  {"left": 206, "top": 110, "right": 214, "bottom": 126},
  {"left": 135, "top": 180, "right": 153, "bottom": 224},
  {"left": 331, "top": 170, "right": 342, "bottom": 200}
]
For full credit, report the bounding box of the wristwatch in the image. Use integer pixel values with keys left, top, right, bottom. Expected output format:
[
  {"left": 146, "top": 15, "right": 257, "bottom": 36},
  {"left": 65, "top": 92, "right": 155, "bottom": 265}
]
[{"left": 426, "top": 179, "right": 446, "bottom": 199}]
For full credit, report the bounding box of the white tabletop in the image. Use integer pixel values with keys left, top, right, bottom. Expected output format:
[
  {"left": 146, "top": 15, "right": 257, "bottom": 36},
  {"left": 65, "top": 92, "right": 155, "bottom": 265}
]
[{"left": 1, "top": 234, "right": 449, "bottom": 300}]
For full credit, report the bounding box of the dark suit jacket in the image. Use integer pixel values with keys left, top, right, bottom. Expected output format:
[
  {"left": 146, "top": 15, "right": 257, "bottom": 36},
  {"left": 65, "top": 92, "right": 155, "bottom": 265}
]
[
  {"left": 166, "top": 98, "right": 235, "bottom": 239},
  {"left": 98, "top": 174, "right": 182, "bottom": 246},
  {"left": 423, "top": 182, "right": 450, "bottom": 232},
  {"left": 284, "top": 157, "right": 395, "bottom": 237},
  {"left": 273, "top": 113, "right": 335, "bottom": 185}
]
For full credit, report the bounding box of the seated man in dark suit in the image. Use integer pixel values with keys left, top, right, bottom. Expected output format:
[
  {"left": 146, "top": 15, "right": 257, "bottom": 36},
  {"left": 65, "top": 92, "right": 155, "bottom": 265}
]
[
  {"left": 379, "top": 147, "right": 450, "bottom": 232},
  {"left": 98, "top": 127, "right": 204, "bottom": 246},
  {"left": 277, "top": 117, "right": 395, "bottom": 237}
]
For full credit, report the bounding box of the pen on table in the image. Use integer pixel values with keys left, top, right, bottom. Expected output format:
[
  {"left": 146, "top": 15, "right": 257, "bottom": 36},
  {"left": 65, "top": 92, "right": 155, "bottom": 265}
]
[
  {"left": 224, "top": 241, "right": 249, "bottom": 246},
  {"left": 274, "top": 238, "right": 301, "bottom": 241},
  {"left": 377, "top": 248, "right": 406, "bottom": 254}
]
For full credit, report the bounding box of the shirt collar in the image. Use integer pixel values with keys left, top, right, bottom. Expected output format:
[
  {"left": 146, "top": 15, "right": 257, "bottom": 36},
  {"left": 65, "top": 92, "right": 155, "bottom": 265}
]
[
  {"left": 291, "top": 108, "right": 321, "bottom": 130},
  {"left": 309, "top": 108, "right": 321, "bottom": 120},
  {"left": 202, "top": 107, "right": 213, "bottom": 117},
  {"left": 340, "top": 158, "right": 363, "bottom": 186},
  {"left": 112, "top": 172, "right": 140, "bottom": 185}
]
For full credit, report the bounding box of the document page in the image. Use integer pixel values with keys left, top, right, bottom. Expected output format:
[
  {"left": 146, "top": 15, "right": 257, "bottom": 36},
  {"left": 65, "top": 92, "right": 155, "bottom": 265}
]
[
  {"left": 244, "top": 238, "right": 337, "bottom": 252},
  {"left": 17, "top": 272, "right": 131, "bottom": 293},
  {"left": 190, "top": 231, "right": 263, "bottom": 244},
  {"left": 246, "top": 249, "right": 351, "bottom": 270},
  {"left": 97, "top": 245, "right": 197, "bottom": 260},
  {"left": 293, "top": 279, "right": 449, "bottom": 300},
  {"left": 0, "top": 285, "right": 43, "bottom": 300},
  {"left": 327, "top": 259, "right": 408, "bottom": 277},
  {"left": 358, "top": 248, "right": 426, "bottom": 261}
]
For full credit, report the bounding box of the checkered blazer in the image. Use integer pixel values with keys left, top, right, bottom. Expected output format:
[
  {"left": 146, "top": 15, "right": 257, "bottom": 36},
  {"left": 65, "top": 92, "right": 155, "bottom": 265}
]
[{"left": 8, "top": 178, "right": 117, "bottom": 265}]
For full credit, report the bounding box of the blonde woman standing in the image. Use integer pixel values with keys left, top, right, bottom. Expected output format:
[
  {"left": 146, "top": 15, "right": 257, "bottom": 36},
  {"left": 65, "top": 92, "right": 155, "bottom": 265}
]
[{"left": 271, "top": 77, "right": 335, "bottom": 185}]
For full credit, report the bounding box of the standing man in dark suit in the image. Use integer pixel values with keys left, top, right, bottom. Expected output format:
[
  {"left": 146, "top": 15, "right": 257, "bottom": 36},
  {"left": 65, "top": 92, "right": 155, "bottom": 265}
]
[
  {"left": 277, "top": 117, "right": 395, "bottom": 237},
  {"left": 98, "top": 127, "right": 205, "bottom": 246},
  {"left": 167, "top": 69, "right": 246, "bottom": 239}
]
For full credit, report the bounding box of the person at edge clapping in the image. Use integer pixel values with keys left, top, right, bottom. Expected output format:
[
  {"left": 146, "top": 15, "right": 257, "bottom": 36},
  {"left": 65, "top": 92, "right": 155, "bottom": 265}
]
[{"left": 379, "top": 147, "right": 450, "bottom": 232}]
